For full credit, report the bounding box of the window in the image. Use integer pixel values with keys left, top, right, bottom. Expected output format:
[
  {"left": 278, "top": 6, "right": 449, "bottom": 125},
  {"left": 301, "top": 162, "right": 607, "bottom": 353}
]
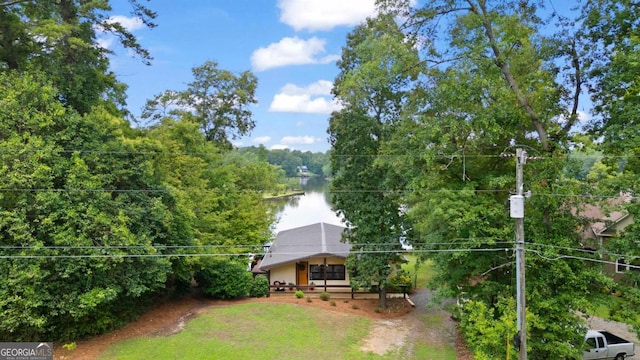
[
  {"left": 616, "top": 258, "right": 640, "bottom": 273},
  {"left": 309, "top": 264, "right": 346, "bottom": 281},
  {"left": 617, "top": 258, "right": 627, "bottom": 273}
]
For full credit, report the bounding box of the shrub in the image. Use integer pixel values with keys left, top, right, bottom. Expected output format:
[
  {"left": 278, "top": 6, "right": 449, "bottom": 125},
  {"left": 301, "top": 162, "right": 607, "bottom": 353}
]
[
  {"left": 387, "top": 272, "right": 414, "bottom": 293},
  {"left": 294, "top": 290, "right": 304, "bottom": 298},
  {"left": 319, "top": 292, "right": 330, "bottom": 301},
  {"left": 306, "top": 297, "right": 312, "bottom": 303},
  {"left": 194, "top": 258, "right": 252, "bottom": 299},
  {"left": 249, "top": 275, "right": 269, "bottom": 298},
  {"left": 330, "top": 300, "right": 336, "bottom": 306},
  {"left": 351, "top": 304, "right": 359, "bottom": 310}
]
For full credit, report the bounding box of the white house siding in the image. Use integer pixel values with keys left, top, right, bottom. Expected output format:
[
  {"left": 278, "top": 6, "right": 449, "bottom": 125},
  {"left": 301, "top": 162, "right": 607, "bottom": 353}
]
[{"left": 269, "top": 263, "right": 297, "bottom": 286}]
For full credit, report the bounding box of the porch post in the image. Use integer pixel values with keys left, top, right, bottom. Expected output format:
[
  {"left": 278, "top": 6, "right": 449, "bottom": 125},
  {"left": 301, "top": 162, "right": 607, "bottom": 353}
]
[{"left": 323, "top": 257, "right": 327, "bottom": 292}]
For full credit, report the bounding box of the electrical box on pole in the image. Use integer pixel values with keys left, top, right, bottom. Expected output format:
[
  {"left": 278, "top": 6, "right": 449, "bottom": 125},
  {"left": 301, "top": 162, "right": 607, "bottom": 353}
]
[{"left": 510, "top": 195, "right": 524, "bottom": 218}]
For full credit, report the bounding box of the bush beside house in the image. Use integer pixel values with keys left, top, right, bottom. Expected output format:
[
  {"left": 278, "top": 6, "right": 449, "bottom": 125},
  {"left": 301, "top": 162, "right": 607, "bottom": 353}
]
[{"left": 195, "top": 259, "right": 252, "bottom": 299}]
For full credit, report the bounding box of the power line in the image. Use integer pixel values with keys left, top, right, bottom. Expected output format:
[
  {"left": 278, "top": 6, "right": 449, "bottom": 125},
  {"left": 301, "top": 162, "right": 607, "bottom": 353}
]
[
  {"left": 526, "top": 249, "right": 640, "bottom": 271},
  {"left": 0, "top": 187, "right": 631, "bottom": 200},
  {"left": 0, "top": 240, "right": 512, "bottom": 250},
  {"left": 526, "top": 242, "right": 640, "bottom": 262},
  {"left": 1, "top": 147, "right": 626, "bottom": 160},
  {"left": 0, "top": 247, "right": 512, "bottom": 259}
]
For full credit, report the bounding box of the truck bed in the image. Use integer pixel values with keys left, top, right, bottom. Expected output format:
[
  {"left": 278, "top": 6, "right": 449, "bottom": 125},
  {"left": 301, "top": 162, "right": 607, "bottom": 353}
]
[{"left": 600, "top": 331, "right": 630, "bottom": 345}]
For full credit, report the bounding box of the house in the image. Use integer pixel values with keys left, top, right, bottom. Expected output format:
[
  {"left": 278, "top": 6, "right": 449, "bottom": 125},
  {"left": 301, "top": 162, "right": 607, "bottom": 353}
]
[
  {"left": 296, "top": 165, "right": 309, "bottom": 177},
  {"left": 580, "top": 195, "right": 635, "bottom": 280},
  {"left": 259, "top": 222, "right": 351, "bottom": 292}
]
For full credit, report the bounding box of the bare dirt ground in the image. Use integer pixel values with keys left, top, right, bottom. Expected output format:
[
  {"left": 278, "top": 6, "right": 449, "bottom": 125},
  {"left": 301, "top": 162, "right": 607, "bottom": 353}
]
[{"left": 54, "top": 290, "right": 472, "bottom": 360}]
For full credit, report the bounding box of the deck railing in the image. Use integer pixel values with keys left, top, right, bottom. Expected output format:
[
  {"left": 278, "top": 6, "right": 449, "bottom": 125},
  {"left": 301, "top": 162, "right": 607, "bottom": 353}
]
[{"left": 268, "top": 284, "right": 407, "bottom": 299}]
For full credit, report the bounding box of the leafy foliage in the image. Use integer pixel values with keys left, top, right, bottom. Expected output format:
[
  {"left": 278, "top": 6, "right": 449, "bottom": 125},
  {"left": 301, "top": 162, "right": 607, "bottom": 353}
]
[
  {"left": 142, "top": 61, "right": 258, "bottom": 149},
  {"left": 0, "top": 64, "right": 277, "bottom": 340},
  {"left": 239, "top": 146, "right": 330, "bottom": 178},
  {"left": 458, "top": 298, "right": 518, "bottom": 360},
  {"left": 330, "top": 0, "right": 635, "bottom": 357},
  {"left": 387, "top": 272, "right": 413, "bottom": 294},
  {"left": 194, "top": 258, "right": 252, "bottom": 299},
  {"left": 249, "top": 275, "right": 270, "bottom": 298},
  {"left": 329, "top": 13, "right": 418, "bottom": 309},
  {"left": 0, "top": 0, "right": 156, "bottom": 114},
  {"left": 0, "top": 71, "right": 179, "bottom": 340}
]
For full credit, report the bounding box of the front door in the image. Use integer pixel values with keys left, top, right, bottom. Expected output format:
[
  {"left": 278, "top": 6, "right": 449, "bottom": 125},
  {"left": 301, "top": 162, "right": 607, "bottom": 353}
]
[{"left": 297, "top": 262, "right": 308, "bottom": 285}]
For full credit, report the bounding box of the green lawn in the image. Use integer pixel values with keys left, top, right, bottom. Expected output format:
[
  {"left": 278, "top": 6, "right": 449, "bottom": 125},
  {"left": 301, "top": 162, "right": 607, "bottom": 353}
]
[
  {"left": 401, "top": 254, "right": 435, "bottom": 290},
  {"left": 97, "top": 302, "right": 456, "bottom": 360},
  {"left": 97, "top": 256, "right": 455, "bottom": 359}
]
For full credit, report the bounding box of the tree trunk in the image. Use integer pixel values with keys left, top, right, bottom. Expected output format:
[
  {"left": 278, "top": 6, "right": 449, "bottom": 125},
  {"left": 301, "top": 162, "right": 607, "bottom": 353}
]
[{"left": 379, "top": 286, "right": 387, "bottom": 309}]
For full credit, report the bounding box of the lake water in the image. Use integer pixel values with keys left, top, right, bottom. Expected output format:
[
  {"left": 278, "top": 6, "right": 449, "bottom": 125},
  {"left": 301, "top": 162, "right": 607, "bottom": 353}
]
[{"left": 273, "top": 177, "right": 344, "bottom": 233}]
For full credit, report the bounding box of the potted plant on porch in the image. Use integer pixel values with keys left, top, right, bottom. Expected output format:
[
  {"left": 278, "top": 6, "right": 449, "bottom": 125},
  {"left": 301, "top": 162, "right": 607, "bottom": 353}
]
[
  {"left": 288, "top": 282, "right": 295, "bottom": 291},
  {"left": 309, "top": 282, "right": 315, "bottom": 291}
]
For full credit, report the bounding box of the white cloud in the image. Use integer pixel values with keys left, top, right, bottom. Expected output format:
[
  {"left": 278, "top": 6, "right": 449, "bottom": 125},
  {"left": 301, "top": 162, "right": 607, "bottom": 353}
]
[
  {"left": 577, "top": 110, "right": 590, "bottom": 122},
  {"left": 270, "top": 144, "right": 290, "bottom": 150},
  {"left": 253, "top": 136, "right": 272, "bottom": 144},
  {"left": 280, "top": 80, "right": 333, "bottom": 95},
  {"left": 251, "top": 37, "right": 339, "bottom": 71},
  {"left": 278, "top": 0, "right": 377, "bottom": 31},
  {"left": 269, "top": 80, "right": 342, "bottom": 114},
  {"left": 270, "top": 94, "right": 340, "bottom": 113},
  {"left": 281, "top": 136, "right": 320, "bottom": 145},
  {"left": 556, "top": 110, "right": 591, "bottom": 129},
  {"left": 106, "top": 15, "right": 145, "bottom": 32},
  {"left": 95, "top": 15, "right": 145, "bottom": 51},
  {"left": 95, "top": 37, "right": 114, "bottom": 50}
]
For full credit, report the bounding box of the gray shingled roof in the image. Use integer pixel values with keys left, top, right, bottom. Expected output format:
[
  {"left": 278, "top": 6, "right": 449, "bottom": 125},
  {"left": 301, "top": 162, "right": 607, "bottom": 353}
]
[{"left": 259, "top": 222, "right": 349, "bottom": 270}]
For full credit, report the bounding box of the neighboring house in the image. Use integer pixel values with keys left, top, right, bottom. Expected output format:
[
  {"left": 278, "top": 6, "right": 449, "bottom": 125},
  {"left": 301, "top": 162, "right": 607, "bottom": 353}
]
[
  {"left": 259, "top": 222, "right": 351, "bottom": 292},
  {"left": 296, "top": 165, "right": 309, "bottom": 177},
  {"left": 580, "top": 195, "right": 635, "bottom": 281}
]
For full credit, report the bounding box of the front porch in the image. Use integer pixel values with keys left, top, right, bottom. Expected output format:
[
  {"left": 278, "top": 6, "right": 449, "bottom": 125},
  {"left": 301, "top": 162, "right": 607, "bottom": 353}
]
[{"left": 268, "top": 284, "right": 409, "bottom": 300}]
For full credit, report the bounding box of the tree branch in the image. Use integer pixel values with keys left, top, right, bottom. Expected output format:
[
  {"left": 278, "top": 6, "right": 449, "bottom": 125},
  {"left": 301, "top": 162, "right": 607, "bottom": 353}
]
[
  {"left": 473, "top": 0, "right": 552, "bottom": 151},
  {"left": 481, "top": 261, "right": 513, "bottom": 277},
  {"left": 563, "top": 38, "right": 582, "bottom": 134},
  {"left": 0, "top": 0, "right": 30, "bottom": 7},
  {"left": 0, "top": 0, "right": 29, "bottom": 7}
]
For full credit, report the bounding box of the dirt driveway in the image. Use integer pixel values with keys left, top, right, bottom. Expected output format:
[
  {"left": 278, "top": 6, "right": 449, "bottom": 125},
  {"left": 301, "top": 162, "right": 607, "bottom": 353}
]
[{"left": 55, "top": 289, "right": 471, "bottom": 359}]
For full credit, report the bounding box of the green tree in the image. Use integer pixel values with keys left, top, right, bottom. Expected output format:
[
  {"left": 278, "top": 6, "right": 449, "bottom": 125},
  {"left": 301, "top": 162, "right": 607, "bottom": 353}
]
[
  {"left": 0, "top": 71, "right": 186, "bottom": 341},
  {"left": 584, "top": 0, "right": 640, "bottom": 155},
  {"left": 145, "top": 118, "right": 276, "bottom": 288},
  {"left": 329, "top": 13, "right": 419, "bottom": 308},
  {"left": 143, "top": 61, "right": 258, "bottom": 149},
  {"left": 365, "top": 0, "right": 613, "bottom": 357},
  {"left": 0, "top": 0, "right": 156, "bottom": 114},
  {"left": 583, "top": 0, "right": 640, "bottom": 333},
  {"left": 194, "top": 258, "right": 252, "bottom": 299}
]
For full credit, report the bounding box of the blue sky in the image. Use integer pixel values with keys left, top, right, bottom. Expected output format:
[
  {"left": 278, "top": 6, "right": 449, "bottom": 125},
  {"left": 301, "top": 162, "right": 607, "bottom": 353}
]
[
  {"left": 103, "top": 0, "right": 381, "bottom": 153},
  {"left": 102, "top": 1, "right": 589, "bottom": 153}
]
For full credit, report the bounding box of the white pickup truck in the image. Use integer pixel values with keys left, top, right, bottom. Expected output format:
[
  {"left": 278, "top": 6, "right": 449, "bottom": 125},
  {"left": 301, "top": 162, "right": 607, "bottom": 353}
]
[{"left": 584, "top": 330, "right": 636, "bottom": 360}]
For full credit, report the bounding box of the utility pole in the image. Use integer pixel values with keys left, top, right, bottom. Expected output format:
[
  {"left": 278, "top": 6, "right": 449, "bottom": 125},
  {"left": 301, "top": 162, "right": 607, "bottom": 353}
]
[{"left": 510, "top": 148, "right": 527, "bottom": 360}]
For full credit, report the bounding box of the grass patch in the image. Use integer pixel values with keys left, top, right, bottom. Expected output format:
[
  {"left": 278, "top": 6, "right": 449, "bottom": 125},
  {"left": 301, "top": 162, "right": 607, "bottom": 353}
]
[
  {"left": 412, "top": 344, "right": 457, "bottom": 360},
  {"left": 98, "top": 303, "right": 383, "bottom": 360},
  {"left": 587, "top": 292, "right": 640, "bottom": 324},
  {"left": 402, "top": 255, "right": 434, "bottom": 289}
]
